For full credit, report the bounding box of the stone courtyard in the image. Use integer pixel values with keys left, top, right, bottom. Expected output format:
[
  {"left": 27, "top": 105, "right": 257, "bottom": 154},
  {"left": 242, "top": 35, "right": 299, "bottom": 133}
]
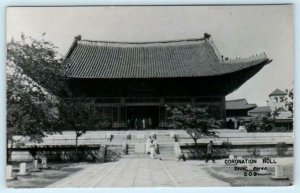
[
  {"left": 46, "top": 157, "right": 293, "bottom": 188},
  {"left": 47, "top": 158, "right": 230, "bottom": 187}
]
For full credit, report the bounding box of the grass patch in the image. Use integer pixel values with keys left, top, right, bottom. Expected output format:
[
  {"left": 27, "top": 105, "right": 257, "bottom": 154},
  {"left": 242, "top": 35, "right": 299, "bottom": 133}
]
[{"left": 7, "top": 162, "right": 90, "bottom": 188}]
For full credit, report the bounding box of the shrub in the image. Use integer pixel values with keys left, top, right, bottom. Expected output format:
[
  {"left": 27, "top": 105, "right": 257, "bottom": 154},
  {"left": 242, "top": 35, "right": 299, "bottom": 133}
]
[
  {"left": 276, "top": 142, "right": 288, "bottom": 156},
  {"left": 221, "top": 141, "right": 232, "bottom": 150},
  {"left": 248, "top": 148, "right": 259, "bottom": 157}
]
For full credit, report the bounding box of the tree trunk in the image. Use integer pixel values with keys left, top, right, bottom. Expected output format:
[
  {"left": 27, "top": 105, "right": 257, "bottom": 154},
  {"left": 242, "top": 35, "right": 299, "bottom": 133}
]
[
  {"left": 75, "top": 134, "right": 78, "bottom": 162},
  {"left": 193, "top": 137, "right": 197, "bottom": 146},
  {"left": 7, "top": 136, "right": 13, "bottom": 164},
  {"left": 6, "top": 136, "right": 14, "bottom": 164}
]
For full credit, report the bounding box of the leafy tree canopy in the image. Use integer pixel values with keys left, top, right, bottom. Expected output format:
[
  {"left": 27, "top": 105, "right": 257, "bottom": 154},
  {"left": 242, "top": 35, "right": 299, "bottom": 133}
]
[
  {"left": 165, "top": 105, "right": 220, "bottom": 144},
  {"left": 7, "top": 34, "right": 67, "bottom": 96},
  {"left": 7, "top": 60, "right": 60, "bottom": 144},
  {"left": 245, "top": 113, "right": 274, "bottom": 132},
  {"left": 282, "top": 89, "right": 293, "bottom": 115}
]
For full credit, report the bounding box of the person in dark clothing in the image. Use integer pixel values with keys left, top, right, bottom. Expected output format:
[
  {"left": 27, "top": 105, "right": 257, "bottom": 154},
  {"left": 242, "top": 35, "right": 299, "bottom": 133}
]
[
  {"left": 205, "top": 140, "right": 215, "bottom": 163},
  {"left": 137, "top": 118, "right": 142, "bottom": 130}
]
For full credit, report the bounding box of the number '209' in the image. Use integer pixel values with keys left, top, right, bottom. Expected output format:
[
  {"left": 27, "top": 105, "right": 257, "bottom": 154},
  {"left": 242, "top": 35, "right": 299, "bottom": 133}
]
[{"left": 244, "top": 172, "right": 257, "bottom": 176}]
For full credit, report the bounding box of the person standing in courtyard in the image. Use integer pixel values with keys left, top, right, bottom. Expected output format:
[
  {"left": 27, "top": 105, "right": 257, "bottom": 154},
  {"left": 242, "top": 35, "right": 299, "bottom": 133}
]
[
  {"left": 127, "top": 119, "right": 131, "bottom": 129},
  {"left": 153, "top": 137, "right": 158, "bottom": 154},
  {"left": 148, "top": 117, "right": 152, "bottom": 128},
  {"left": 146, "top": 136, "right": 152, "bottom": 154},
  {"left": 206, "top": 140, "right": 215, "bottom": 163},
  {"left": 138, "top": 118, "right": 142, "bottom": 130},
  {"left": 142, "top": 118, "right": 146, "bottom": 129},
  {"left": 149, "top": 140, "right": 156, "bottom": 159},
  {"left": 134, "top": 118, "right": 138, "bottom": 129}
]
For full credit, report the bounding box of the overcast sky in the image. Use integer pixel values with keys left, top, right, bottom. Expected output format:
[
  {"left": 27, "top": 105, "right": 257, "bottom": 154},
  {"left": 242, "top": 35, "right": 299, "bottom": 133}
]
[{"left": 6, "top": 5, "right": 293, "bottom": 106}]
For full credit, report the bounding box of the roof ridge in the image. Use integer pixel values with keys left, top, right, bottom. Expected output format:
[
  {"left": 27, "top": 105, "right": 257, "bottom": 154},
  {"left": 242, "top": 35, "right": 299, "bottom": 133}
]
[
  {"left": 76, "top": 32, "right": 212, "bottom": 45},
  {"left": 253, "top": 106, "right": 270, "bottom": 108},
  {"left": 248, "top": 106, "right": 271, "bottom": 113},
  {"left": 222, "top": 53, "right": 269, "bottom": 63},
  {"left": 79, "top": 37, "right": 207, "bottom": 45},
  {"left": 226, "top": 98, "right": 247, "bottom": 102},
  {"left": 269, "top": 88, "right": 286, "bottom": 96}
]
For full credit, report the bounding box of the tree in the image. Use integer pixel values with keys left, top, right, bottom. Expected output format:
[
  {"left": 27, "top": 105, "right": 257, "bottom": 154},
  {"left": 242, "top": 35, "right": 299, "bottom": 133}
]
[
  {"left": 165, "top": 105, "right": 220, "bottom": 145},
  {"left": 7, "top": 34, "right": 106, "bottom": 163},
  {"left": 6, "top": 61, "right": 59, "bottom": 163},
  {"left": 58, "top": 98, "right": 101, "bottom": 162},
  {"left": 6, "top": 34, "right": 64, "bottom": 163},
  {"left": 282, "top": 89, "right": 293, "bottom": 116},
  {"left": 245, "top": 113, "right": 274, "bottom": 132}
]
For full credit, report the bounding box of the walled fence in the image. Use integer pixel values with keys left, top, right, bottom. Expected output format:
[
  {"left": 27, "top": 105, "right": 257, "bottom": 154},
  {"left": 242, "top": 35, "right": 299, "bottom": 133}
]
[
  {"left": 181, "top": 144, "right": 293, "bottom": 160},
  {"left": 11, "top": 145, "right": 123, "bottom": 162},
  {"left": 10, "top": 130, "right": 293, "bottom": 162}
]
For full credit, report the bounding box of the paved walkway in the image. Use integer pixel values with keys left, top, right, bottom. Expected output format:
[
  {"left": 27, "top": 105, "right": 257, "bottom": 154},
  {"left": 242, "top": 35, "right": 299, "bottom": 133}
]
[{"left": 47, "top": 159, "right": 229, "bottom": 187}]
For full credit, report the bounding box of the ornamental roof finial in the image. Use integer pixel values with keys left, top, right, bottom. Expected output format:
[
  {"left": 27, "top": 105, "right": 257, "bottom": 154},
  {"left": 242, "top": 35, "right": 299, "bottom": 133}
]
[
  {"left": 75, "top": 35, "right": 82, "bottom": 41},
  {"left": 204, "top": 33, "right": 211, "bottom": 39}
]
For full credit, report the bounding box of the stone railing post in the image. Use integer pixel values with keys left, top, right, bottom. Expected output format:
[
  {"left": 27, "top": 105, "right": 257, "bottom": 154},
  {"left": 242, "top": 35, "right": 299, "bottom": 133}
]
[
  {"left": 31, "top": 159, "right": 40, "bottom": 172},
  {"left": 6, "top": 165, "right": 16, "bottom": 180},
  {"left": 174, "top": 142, "right": 184, "bottom": 161},
  {"left": 18, "top": 162, "right": 29, "bottom": 176},
  {"left": 170, "top": 132, "right": 176, "bottom": 141},
  {"left": 106, "top": 132, "right": 113, "bottom": 142},
  {"left": 97, "top": 144, "right": 107, "bottom": 163},
  {"left": 125, "top": 131, "right": 131, "bottom": 140},
  {"left": 41, "top": 157, "right": 48, "bottom": 169},
  {"left": 122, "top": 141, "right": 128, "bottom": 155},
  {"left": 271, "top": 165, "right": 289, "bottom": 180}
]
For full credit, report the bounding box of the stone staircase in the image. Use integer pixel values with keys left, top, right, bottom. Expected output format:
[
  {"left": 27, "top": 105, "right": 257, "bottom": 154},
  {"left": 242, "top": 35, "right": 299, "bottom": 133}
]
[
  {"left": 156, "top": 134, "right": 173, "bottom": 143},
  {"left": 156, "top": 134, "right": 176, "bottom": 160},
  {"left": 121, "top": 133, "right": 176, "bottom": 160},
  {"left": 123, "top": 144, "right": 148, "bottom": 159},
  {"left": 157, "top": 143, "right": 175, "bottom": 160}
]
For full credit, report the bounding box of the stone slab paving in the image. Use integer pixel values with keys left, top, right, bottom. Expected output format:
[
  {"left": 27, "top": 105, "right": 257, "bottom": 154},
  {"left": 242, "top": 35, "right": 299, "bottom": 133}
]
[{"left": 47, "top": 158, "right": 229, "bottom": 187}]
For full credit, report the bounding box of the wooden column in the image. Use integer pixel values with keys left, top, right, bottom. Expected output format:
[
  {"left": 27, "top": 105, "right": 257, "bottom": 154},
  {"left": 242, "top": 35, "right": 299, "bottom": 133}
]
[
  {"left": 191, "top": 97, "right": 195, "bottom": 106},
  {"left": 120, "top": 98, "right": 126, "bottom": 122},
  {"left": 220, "top": 96, "right": 227, "bottom": 127}
]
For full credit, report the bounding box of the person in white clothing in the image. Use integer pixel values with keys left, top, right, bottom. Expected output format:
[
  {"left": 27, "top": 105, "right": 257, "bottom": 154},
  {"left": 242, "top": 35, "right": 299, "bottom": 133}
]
[
  {"left": 148, "top": 117, "right": 152, "bottom": 128},
  {"left": 142, "top": 118, "right": 146, "bottom": 129},
  {"left": 146, "top": 136, "right": 152, "bottom": 154},
  {"left": 149, "top": 141, "right": 156, "bottom": 159},
  {"left": 153, "top": 139, "right": 158, "bottom": 154}
]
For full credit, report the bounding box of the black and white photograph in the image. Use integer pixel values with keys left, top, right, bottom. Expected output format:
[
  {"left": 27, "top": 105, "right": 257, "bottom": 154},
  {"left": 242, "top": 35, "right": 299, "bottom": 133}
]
[{"left": 5, "top": 5, "right": 294, "bottom": 188}]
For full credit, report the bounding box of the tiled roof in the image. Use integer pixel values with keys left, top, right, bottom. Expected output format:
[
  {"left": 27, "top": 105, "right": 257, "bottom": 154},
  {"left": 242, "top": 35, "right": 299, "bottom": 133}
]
[
  {"left": 226, "top": 99, "right": 257, "bottom": 110},
  {"left": 65, "top": 34, "right": 272, "bottom": 79},
  {"left": 269, "top": 89, "right": 286, "bottom": 96},
  {"left": 248, "top": 106, "right": 271, "bottom": 113}
]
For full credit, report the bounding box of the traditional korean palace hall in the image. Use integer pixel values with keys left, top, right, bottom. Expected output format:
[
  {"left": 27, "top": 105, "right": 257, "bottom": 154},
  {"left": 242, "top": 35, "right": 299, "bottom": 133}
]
[{"left": 64, "top": 33, "right": 272, "bottom": 129}]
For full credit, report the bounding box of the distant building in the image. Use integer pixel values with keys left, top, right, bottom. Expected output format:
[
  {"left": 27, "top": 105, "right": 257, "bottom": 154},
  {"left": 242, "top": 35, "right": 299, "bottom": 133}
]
[
  {"left": 245, "top": 88, "right": 293, "bottom": 131},
  {"left": 248, "top": 106, "right": 271, "bottom": 117},
  {"left": 273, "top": 108, "right": 293, "bottom": 131},
  {"left": 267, "top": 88, "right": 292, "bottom": 130},
  {"left": 268, "top": 88, "right": 286, "bottom": 112},
  {"left": 225, "top": 99, "right": 256, "bottom": 128}
]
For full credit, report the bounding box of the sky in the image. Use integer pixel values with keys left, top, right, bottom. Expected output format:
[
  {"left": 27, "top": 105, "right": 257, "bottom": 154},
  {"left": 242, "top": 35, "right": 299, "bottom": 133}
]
[{"left": 6, "top": 5, "right": 294, "bottom": 106}]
